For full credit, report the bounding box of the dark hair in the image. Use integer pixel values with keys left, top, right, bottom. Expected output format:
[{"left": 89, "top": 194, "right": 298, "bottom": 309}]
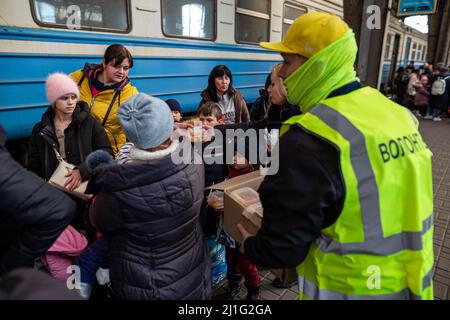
[
  {"left": 197, "top": 102, "right": 223, "bottom": 120},
  {"left": 165, "top": 99, "right": 182, "bottom": 113},
  {"left": 205, "top": 65, "right": 233, "bottom": 102},
  {"left": 261, "top": 73, "right": 271, "bottom": 99},
  {"left": 103, "top": 44, "right": 133, "bottom": 68},
  {"left": 436, "top": 62, "right": 448, "bottom": 72}
]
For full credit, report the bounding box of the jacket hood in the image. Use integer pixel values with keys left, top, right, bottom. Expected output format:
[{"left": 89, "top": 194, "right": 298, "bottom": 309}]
[
  {"left": 86, "top": 149, "right": 115, "bottom": 172},
  {"left": 82, "top": 63, "right": 130, "bottom": 92},
  {"left": 284, "top": 30, "right": 359, "bottom": 112},
  {"left": 90, "top": 155, "right": 190, "bottom": 192}
]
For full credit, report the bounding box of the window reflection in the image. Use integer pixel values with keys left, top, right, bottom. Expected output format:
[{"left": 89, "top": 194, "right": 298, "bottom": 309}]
[
  {"left": 32, "top": 0, "right": 128, "bottom": 31},
  {"left": 162, "top": 0, "right": 214, "bottom": 40},
  {"left": 182, "top": 3, "right": 206, "bottom": 38}
]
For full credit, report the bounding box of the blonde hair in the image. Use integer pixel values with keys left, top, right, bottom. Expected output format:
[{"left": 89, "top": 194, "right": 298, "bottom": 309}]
[{"left": 271, "top": 64, "right": 288, "bottom": 98}]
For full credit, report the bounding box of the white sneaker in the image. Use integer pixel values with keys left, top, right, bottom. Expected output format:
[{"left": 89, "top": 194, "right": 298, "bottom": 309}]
[
  {"left": 77, "top": 282, "right": 93, "bottom": 299},
  {"left": 424, "top": 115, "right": 433, "bottom": 120},
  {"left": 433, "top": 117, "right": 442, "bottom": 122},
  {"left": 96, "top": 267, "right": 110, "bottom": 285}
]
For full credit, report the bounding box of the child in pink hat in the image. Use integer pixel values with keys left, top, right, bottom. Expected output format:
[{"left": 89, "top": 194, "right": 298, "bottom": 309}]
[
  {"left": 45, "top": 72, "right": 80, "bottom": 105},
  {"left": 28, "top": 72, "right": 112, "bottom": 221}
]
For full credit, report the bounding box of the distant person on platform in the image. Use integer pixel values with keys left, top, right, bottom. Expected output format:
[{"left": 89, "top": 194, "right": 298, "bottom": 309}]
[
  {"left": 426, "top": 62, "right": 450, "bottom": 121},
  {"left": 238, "top": 12, "right": 434, "bottom": 300}
]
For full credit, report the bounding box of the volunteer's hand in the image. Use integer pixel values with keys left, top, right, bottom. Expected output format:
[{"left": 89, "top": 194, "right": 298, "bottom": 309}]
[
  {"left": 174, "top": 122, "right": 193, "bottom": 130},
  {"left": 65, "top": 168, "right": 82, "bottom": 191},
  {"left": 237, "top": 223, "right": 254, "bottom": 254}
]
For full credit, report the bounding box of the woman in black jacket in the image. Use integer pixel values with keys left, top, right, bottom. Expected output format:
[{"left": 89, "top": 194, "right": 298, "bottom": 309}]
[{"left": 28, "top": 73, "right": 113, "bottom": 188}]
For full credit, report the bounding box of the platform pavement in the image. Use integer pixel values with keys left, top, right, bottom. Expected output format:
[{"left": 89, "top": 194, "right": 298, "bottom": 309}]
[{"left": 213, "top": 117, "right": 450, "bottom": 300}]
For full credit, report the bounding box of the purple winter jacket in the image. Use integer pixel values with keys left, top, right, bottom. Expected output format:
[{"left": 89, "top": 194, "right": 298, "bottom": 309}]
[{"left": 413, "top": 75, "right": 429, "bottom": 107}]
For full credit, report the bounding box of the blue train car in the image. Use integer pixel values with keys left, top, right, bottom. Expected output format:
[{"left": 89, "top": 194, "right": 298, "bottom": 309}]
[
  {"left": 6, "top": 0, "right": 418, "bottom": 141},
  {"left": 6, "top": 0, "right": 341, "bottom": 140},
  {"left": 0, "top": 0, "right": 348, "bottom": 141}
]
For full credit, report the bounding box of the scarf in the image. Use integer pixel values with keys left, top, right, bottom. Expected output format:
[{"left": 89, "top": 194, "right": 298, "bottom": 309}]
[{"left": 284, "top": 30, "right": 359, "bottom": 112}]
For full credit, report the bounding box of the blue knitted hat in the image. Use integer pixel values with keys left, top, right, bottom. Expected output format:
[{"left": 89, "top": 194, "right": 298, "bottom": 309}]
[{"left": 118, "top": 93, "right": 174, "bottom": 149}]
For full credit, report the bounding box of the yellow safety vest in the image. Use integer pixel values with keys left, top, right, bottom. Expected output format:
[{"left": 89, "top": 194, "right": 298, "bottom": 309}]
[{"left": 281, "top": 86, "right": 434, "bottom": 300}]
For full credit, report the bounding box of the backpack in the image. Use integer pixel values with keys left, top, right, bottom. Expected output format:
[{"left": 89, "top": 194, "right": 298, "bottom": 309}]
[
  {"left": 431, "top": 76, "right": 450, "bottom": 96},
  {"left": 407, "top": 83, "right": 416, "bottom": 96}
]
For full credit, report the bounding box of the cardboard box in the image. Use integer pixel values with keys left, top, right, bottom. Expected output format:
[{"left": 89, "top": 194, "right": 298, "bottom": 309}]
[
  {"left": 208, "top": 169, "right": 264, "bottom": 243},
  {"left": 209, "top": 169, "right": 297, "bottom": 286}
]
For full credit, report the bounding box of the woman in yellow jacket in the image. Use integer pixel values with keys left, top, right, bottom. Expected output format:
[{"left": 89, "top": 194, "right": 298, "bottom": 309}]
[{"left": 71, "top": 44, "right": 138, "bottom": 156}]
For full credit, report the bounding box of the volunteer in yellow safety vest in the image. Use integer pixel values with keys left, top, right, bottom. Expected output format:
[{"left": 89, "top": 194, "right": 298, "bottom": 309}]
[{"left": 238, "top": 12, "right": 434, "bottom": 300}]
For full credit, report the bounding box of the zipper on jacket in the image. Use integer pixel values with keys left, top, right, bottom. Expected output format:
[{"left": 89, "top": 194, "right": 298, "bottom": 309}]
[
  {"left": 89, "top": 96, "right": 96, "bottom": 111},
  {"left": 112, "top": 134, "right": 119, "bottom": 155}
]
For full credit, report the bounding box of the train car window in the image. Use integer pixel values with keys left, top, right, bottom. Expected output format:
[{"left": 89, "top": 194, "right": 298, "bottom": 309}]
[
  {"left": 236, "top": 0, "right": 270, "bottom": 14},
  {"left": 31, "top": 0, "right": 131, "bottom": 33},
  {"left": 161, "top": 0, "right": 215, "bottom": 40},
  {"left": 235, "top": 0, "right": 270, "bottom": 44},
  {"left": 282, "top": 2, "right": 307, "bottom": 37}
]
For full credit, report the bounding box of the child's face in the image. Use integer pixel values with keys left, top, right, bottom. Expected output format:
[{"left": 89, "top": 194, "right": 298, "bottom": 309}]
[
  {"left": 198, "top": 113, "right": 223, "bottom": 127},
  {"left": 54, "top": 94, "right": 78, "bottom": 116},
  {"left": 172, "top": 110, "right": 182, "bottom": 122}
]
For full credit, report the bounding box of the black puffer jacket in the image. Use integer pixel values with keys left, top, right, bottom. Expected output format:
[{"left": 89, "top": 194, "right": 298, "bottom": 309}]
[
  {"left": 89, "top": 152, "right": 211, "bottom": 300},
  {"left": 27, "top": 102, "right": 112, "bottom": 181},
  {"left": 0, "top": 127, "right": 76, "bottom": 274}
]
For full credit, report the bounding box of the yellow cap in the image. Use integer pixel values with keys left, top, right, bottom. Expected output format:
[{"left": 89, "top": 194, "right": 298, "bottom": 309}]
[{"left": 260, "top": 11, "right": 349, "bottom": 58}]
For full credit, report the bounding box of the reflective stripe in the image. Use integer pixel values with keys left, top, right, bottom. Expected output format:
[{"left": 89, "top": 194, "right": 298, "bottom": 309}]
[
  {"left": 423, "top": 269, "right": 433, "bottom": 290},
  {"left": 308, "top": 103, "right": 383, "bottom": 241},
  {"left": 297, "top": 276, "right": 424, "bottom": 300},
  {"left": 297, "top": 102, "right": 432, "bottom": 300},
  {"left": 316, "top": 214, "right": 433, "bottom": 255},
  {"left": 306, "top": 103, "right": 433, "bottom": 256},
  {"left": 406, "top": 109, "right": 419, "bottom": 127}
]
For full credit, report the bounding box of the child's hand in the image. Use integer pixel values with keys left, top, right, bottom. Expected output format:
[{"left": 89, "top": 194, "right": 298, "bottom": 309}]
[
  {"left": 175, "top": 122, "right": 193, "bottom": 130},
  {"left": 65, "top": 168, "right": 82, "bottom": 191}
]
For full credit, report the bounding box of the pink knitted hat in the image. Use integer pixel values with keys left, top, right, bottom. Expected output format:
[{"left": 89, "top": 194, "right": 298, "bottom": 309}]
[{"left": 45, "top": 72, "right": 80, "bottom": 105}]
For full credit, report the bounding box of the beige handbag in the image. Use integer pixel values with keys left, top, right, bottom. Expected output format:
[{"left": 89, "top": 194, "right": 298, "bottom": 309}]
[{"left": 48, "top": 148, "right": 92, "bottom": 201}]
